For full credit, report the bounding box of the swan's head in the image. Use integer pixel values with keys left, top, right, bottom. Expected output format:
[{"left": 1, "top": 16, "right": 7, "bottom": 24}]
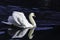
[{"left": 30, "top": 13, "right": 36, "bottom": 17}]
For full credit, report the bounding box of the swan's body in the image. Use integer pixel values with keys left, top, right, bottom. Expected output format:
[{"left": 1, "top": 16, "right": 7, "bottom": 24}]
[
  {"left": 1, "top": 11, "right": 36, "bottom": 39},
  {"left": 12, "top": 11, "right": 35, "bottom": 28}
]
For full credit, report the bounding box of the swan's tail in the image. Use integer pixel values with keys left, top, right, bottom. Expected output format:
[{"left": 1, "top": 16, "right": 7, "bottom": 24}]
[
  {"left": 1, "top": 21, "right": 12, "bottom": 25},
  {"left": 1, "top": 16, "right": 13, "bottom": 25}
]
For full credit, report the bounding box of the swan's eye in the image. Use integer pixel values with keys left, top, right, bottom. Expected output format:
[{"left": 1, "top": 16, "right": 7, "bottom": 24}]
[{"left": 33, "top": 16, "right": 36, "bottom": 19}]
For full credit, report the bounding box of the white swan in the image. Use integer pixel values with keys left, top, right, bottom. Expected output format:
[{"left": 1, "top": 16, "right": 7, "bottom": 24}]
[{"left": 1, "top": 11, "right": 36, "bottom": 39}]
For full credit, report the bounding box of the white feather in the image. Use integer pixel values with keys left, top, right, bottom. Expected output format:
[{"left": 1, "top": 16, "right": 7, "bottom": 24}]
[
  {"left": 1, "top": 11, "right": 36, "bottom": 39},
  {"left": 12, "top": 11, "right": 33, "bottom": 28}
]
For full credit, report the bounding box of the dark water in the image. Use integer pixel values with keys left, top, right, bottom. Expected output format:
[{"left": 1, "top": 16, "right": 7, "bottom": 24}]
[{"left": 0, "top": 5, "right": 60, "bottom": 40}]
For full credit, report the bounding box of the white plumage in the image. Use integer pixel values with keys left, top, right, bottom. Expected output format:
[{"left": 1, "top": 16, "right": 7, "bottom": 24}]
[
  {"left": 12, "top": 11, "right": 34, "bottom": 28},
  {"left": 1, "top": 11, "right": 36, "bottom": 39}
]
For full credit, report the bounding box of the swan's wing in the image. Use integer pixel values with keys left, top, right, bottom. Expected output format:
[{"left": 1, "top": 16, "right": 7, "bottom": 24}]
[
  {"left": 12, "top": 11, "right": 22, "bottom": 25},
  {"left": 12, "top": 11, "right": 33, "bottom": 28},
  {"left": 8, "top": 15, "right": 23, "bottom": 27}
]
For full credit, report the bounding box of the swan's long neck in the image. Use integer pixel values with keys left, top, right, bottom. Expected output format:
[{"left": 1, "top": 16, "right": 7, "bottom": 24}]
[
  {"left": 29, "top": 14, "right": 36, "bottom": 27},
  {"left": 28, "top": 14, "right": 36, "bottom": 39}
]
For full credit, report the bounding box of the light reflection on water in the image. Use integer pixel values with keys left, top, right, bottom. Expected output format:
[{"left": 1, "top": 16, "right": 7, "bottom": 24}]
[
  {"left": 0, "top": 27, "right": 53, "bottom": 35},
  {"left": 35, "top": 27, "right": 53, "bottom": 30}
]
